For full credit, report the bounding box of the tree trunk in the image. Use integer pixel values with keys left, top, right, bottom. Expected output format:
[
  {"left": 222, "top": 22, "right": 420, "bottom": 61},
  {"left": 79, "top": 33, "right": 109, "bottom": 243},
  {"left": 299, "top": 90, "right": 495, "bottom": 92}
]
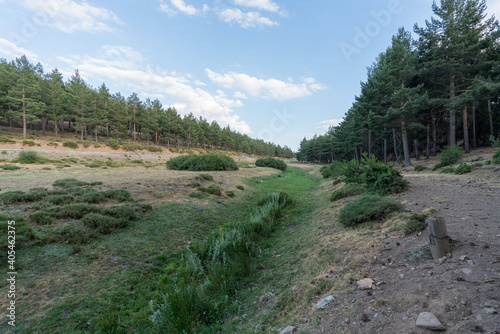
[
  {"left": 80, "top": 90, "right": 84, "bottom": 141},
  {"left": 368, "top": 129, "right": 372, "bottom": 158},
  {"left": 42, "top": 116, "right": 46, "bottom": 135},
  {"left": 472, "top": 102, "right": 476, "bottom": 149},
  {"left": 488, "top": 99, "right": 494, "bottom": 137},
  {"left": 401, "top": 116, "right": 411, "bottom": 166},
  {"left": 449, "top": 73, "right": 456, "bottom": 146},
  {"left": 414, "top": 139, "right": 420, "bottom": 160},
  {"left": 426, "top": 119, "right": 430, "bottom": 159},
  {"left": 22, "top": 83, "right": 26, "bottom": 139},
  {"left": 462, "top": 106, "right": 469, "bottom": 154},
  {"left": 392, "top": 128, "right": 400, "bottom": 163},
  {"left": 432, "top": 114, "right": 437, "bottom": 156}
]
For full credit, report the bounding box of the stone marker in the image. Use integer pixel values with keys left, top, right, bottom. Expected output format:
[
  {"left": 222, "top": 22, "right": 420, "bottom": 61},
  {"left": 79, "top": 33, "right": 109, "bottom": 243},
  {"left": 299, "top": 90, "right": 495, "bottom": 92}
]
[
  {"left": 356, "top": 278, "right": 374, "bottom": 290},
  {"left": 280, "top": 326, "right": 295, "bottom": 334},
  {"left": 316, "top": 295, "right": 334, "bottom": 309},
  {"left": 416, "top": 312, "right": 445, "bottom": 331}
]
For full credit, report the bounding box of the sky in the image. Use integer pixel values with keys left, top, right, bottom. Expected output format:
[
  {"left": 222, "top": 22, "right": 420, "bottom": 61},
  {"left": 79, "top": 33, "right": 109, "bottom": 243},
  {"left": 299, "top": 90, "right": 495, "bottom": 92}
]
[{"left": 0, "top": 0, "right": 499, "bottom": 151}]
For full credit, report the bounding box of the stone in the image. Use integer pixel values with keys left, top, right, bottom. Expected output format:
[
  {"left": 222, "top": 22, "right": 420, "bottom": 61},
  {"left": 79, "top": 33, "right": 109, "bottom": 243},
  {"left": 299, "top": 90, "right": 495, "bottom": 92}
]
[
  {"left": 316, "top": 295, "right": 334, "bottom": 309},
  {"left": 280, "top": 326, "right": 295, "bottom": 334},
  {"left": 461, "top": 268, "right": 472, "bottom": 276},
  {"left": 416, "top": 312, "right": 446, "bottom": 331},
  {"left": 483, "top": 308, "right": 497, "bottom": 315},
  {"left": 357, "top": 278, "right": 374, "bottom": 290}
]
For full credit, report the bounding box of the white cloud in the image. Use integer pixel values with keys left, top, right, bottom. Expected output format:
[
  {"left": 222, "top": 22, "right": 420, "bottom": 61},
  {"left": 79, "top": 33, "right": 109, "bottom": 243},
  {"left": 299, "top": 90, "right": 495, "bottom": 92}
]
[
  {"left": 316, "top": 119, "right": 344, "bottom": 131},
  {"left": 20, "top": 0, "right": 122, "bottom": 33},
  {"left": 58, "top": 46, "right": 251, "bottom": 134},
  {"left": 171, "top": 0, "right": 197, "bottom": 15},
  {"left": 158, "top": 0, "right": 203, "bottom": 16},
  {"left": 233, "top": 91, "right": 247, "bottom": 99},
  {"left": 218, "top": 8, "right": 278, "bottom": 28},
  {"left": 0, "top": 38, "right": 37, "bottom": 60},
  {"left": 206, "top": 69, "right": 327, "bottom": 101},
  {"left": 233, "top": 0, "right": 279, "bottom": 12}
]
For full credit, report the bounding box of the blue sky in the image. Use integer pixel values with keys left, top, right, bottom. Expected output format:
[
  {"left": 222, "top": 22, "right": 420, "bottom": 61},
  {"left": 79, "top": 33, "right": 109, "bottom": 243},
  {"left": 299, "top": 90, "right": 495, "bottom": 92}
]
[{"left": 0, "top": 0, "right": 499, "bottom": 150}]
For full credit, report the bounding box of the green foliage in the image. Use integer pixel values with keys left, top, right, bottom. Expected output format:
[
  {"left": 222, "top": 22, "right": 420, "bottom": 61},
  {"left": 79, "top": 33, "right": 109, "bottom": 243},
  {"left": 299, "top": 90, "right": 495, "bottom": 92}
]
[
  {"left": 103, "top": 189, "right": 133, "bottom": 202},
  {"left": 15, "top": 150, "right": 42, "bottom": 163},
  {"left": 81, "top": 213, "right": 127, "bottom": 234},
  {"left": 454, "top": 163, "right": 472, "bottom": 175},
  {"left": 439, "top": 167, "right": 455, "bottom": 174},
  {"left": 53, "top": 178, "right": 89, "bottom": 188},
  {"left": 198, "top": 185, "right": 222, "bottom": 196},
  {"left": 320, "top": 162, "right": 343, "bottom": 178},
  {"left": 236, "top": 185, "right": 244, "bottom": 191},
  {"left": 45, "top": 195, "right": 73, "bottom": 205},
  {"left": 106, "top": 138, "right": 120, "bottom": 150},
  {"left": 341, "top": 159, "right": 364, "bottom": 184},
  {"left": 330, "top": 183, "right": 365, "bottom": 201},
  {"left": 1, "top": 150, "right": 7, "bottom": 154},
  {"left": 22, "top": 139, "right": 36, "bottom": 146},
  {"left": 28, "top": 211, "right": 54, "bottom": 225},
  {"left": 225, "top": 191, "right": 235, "bottom": 197},
  {"left": 166, "top": 154, "right": 238, "bottom": 171},
  {"left": 88, "top": 160, "right": 105, "bottom": 168},
  {"left": 338, "top": 194, "right": 403, "bottom": 227},
  {"left": 0, "top": 136, "right": 16, "bottom": 144},
  {"left": 186, "top": 181, "right": 201, "bottom": 188},
  {"left": 414, "top": 165, "right": 427, "bottom": 172},
  {"left": 188, "top": 191, "right": 209, "bottom": 199},
  {"left": 0, "top": 214, "right": 36, "bottom": 247},
  {"left": 490, "top": 135, "right": 500, "bottom": 148},
  {"left": 361, "top": 156, "right": 409, "bottom": 195},
  {"left": 198, "top": 173, "right": 214, "bottom": 181},
  {"left": 62, "top": 141, "right": 79, "bottom": 149},
  {"left": 439, "top": 145, "right": 463, "bottom": 166},
  {"left": 1, "top": 164, "right": 21, "bottom": 170},
  {"left": 255, "top": 157, "right": 287, "bottom": 171},
  {"left": 0, "top": 189, "right": 47, "bottom": 204},
  {"left": 403, "top": 214, "right": 427, "bottom": 235},
  {"left": 493, "top": 150, "right": 500, "bottom": 164}
]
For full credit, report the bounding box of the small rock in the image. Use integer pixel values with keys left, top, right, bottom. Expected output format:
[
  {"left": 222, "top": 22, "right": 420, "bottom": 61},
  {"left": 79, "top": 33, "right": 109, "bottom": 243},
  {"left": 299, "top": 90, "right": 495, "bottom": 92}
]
[
  {"left": 484, "top": 300, "right": 498, "bottom": 308},
  {"left": 483, "top": 308, "right": 497, "bottom": 315},
  {"left": 316, "top": 295, "right": 334, "bottom": 309},
  {"left": 438, "top": 257, "right": 447, "bottom": 264},
  {"left": 280, "top": 326, "right": 295, "bottom": 334},
  {"left": 467, "top": 260, "right": 474, "bottom": 266},
  {"left": 459, "top": 255, "right": 469, "bottom": 261},
  {"left": 461, "top": 268, "right": 473, "bottom": 276},
  {"left": 399, "top": 274, "right": 405, "bottom": 279},
  {"left": 357, "top": 278, "right": 374, "bottom": 290},
  {"left": 416, "top": 312, "right": 446, "bottom": 331}
]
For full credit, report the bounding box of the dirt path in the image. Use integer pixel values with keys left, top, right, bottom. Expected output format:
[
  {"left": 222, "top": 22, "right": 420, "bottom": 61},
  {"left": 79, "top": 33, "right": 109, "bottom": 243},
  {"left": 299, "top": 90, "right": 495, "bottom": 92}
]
[{"left": 312, "top": 165, "right": 500, "bottom": 334}]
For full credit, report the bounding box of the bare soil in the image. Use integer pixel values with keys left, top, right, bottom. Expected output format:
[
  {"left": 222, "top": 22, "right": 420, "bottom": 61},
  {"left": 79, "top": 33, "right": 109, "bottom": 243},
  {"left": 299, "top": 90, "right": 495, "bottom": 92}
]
[{"left": 310, "top": 147, "right": 500, "bottom": 334}]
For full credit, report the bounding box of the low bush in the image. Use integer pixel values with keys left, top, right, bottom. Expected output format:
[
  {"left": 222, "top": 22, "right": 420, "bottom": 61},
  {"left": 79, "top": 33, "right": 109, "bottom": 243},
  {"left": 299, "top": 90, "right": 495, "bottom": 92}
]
[
  {"left": 103, "top": 189, "right": 132, "bottom": 202},
  {"left": 47, "top": 142, "right": 59, "bottom": 147},
  {"left": 53, "top": 178, "right": 89, "bottom": 188},
  {"left": 255, "top": 157, "right": 287, "bottom": 171},
  {"left": 1, "top": 150, "right": 7, "bottom": 154},
  {"left": 63, "top": 141, "right": 79, "bottom": 149},
  {"left": 439, "top": 167, "right": 455, "bottom": 174},
  {"left": 22, "top": 139, "right": 36, "bottom": 146},
  {"left": 1, "top": 165, "right": 21, "bottom": 170},
  {"left": 188, "top": 191, "right": 209, "bottom": 199},
  {"left": 362, "top": 157, "right": 408, "bottom": 195},
  {"left": 28, "top": 211, "right": 54, "bottom": 225},
  {"left": 403, "top": 214, "right": 427, "bottom": 235},
  {"left": 338, "top": 194, "right": 403, "bottom": 228},
  {"left": 471, "top": 162, "right": 483, "bottom": 168},
  {"left": 186, "top": 182, "right": 201, "bottom": 188},
  {"left": 454, "top": 163, "right": 472, "bottom": 175},
  {"left": 236, "top": 185, "right": 244, "bottom": 191},
  {"left": 414, "top": 165, "right": 427, "bottom": 172},
  {"left": 0, "top": 190, "right": 47, "bottom": 204},
  {"left": 432, "top": 162, "right": 445, "bottom": 171},
  {"left": 320, "top": 162, "right": 344, "bottom": 178},
  {"left": 0, "top": 215, "right": 36, "bottom": 247},
  {"left": 81, "top": 213, "right": 127, "bottom": 234},
  {"left": 490, "top": 135, "right": 500, "bottom": 148},
  {"left": 45, "top": 195, "right": 73, "bottom": 205},
  {"left": 493, "top": 150, "right": 500, "bottom": 164},
  {"left": 198, "top": 174, "right": 214, "bottom": 181},
  {"left": 15, "top": 151, "right": 42, "bottom": 163},
  {"left": 106, "top": 138, "right": 120, "bottom": 150},
  {"left": 54, "top": 203, "right": 99, "bottom": 219},
  {"left": 88, "top": 160, "right": 105, "bottom": 168},
  {"left": 330, "top": 183, "right": 365, "bottom": 201},
  {"left": 166, "top": 153, "right": 238, "bottom": 171},
  {"left": 439, "top": 145, "right": 463, "bottom": 166},
  {"left": 198, "top": 185, "right": 222, "bottom": 196},
  {"left": 54, "top": 225, "right": 90, "bottom": 245},
  {"left": 341, "top": 159, "right": 364, "bottom": 184},
  {"left": 0, "top": 136, "right": 16, "bottom": 144},
  {"left": 225, "top": 191, "right": 235, "bottom": 197}
]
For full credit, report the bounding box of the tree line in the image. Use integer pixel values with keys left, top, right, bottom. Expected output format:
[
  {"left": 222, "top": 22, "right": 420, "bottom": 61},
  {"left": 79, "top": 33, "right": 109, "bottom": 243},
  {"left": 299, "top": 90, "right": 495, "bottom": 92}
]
[
  {"left": 297, "top": 0, "right": 499, "bottom": 165},
  {"left": 0, "top": 56, "right": 294, "bottom": 158}
]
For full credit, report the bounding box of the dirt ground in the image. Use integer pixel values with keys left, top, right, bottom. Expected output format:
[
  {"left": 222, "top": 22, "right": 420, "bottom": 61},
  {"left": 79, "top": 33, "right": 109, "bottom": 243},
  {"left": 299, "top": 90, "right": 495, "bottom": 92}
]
[{"left": 310, "top": 148, "right": 500, "bottom": 334}]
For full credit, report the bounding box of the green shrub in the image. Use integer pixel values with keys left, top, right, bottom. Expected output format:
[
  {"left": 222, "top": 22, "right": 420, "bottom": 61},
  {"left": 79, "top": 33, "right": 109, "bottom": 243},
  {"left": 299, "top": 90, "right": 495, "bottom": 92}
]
[
  {"left": 439, "top": 145, "right": 463, "bottom": 166},
  {"left": 403, "top": 214, "right": 427, "bottom": 235},
  {"left": 0, "top": 136, "right": 15, "bottom": 144},
  {"left": 188, "top": 191, "right": 209, "bottom": 199},
  {"left": 55, "top": 203, "right": 99, "bottom": 219},
  {"left": 439, "top": 167, "right": 455, "bottom": 174},
  {"left": 100, "top": 205, "right": 137, "bottom": 221},
  {"left": 15, "top": 151, "right": 41, "bottom": 163},
  {"left": 363, "top": 158, "right": 408, "bottom": 195},
  {"left": 53, "top": 178, "right": 89, "bottom": 188},
  {"left": 0, "top": 190, "right": 47, "bottom": 204},
  {"left": 63, "top": 141, "right": 79, "bottom": 149},
  {"left": 131, "top": 159, "right": 143, "bottom": 164},
  {"left": 94, "top": 143, "right": 101, "bottom": 148},
  {"left": 198, "top": 174, "right": 214, "bottom": 181},
  {"left": 341, "top": 159, "right": 364, "bottom": 184},
  {"left": 1, "top": 165, "right": 21, "bottom": 170},
  {"left": 103, "top": 189, "right": 132, "bottom": 202},
  {"left": 54, "top": 225, "right": 90, "bottom": 244},
  {"left": 166, "top": 153, "right": 238, "bottom": 171},
  {"left": 225, "top": 191, "right": 235, "bottom": 197},
  {"left": 28, "top": 211, "right": 54, "bottom": 225},
  {"left": 320, "top": 162, "right": 343, "bottom": 178},
  {"left": 330, "top": 183, "right": 365, "bottom": 201},
  {"left": 81, "top": 213, "right": 127, "bottom": 234},
  {"left": 47, "top": 142, "right": 59, "bottom": 147},
  {"left": 471, "top": 162, "right": 483, "bottom": 168},
  {"left": 45, "top": 195, "right": 73, "bottom": 205},
  {"left": 236, "top": 185, "right": 244, "bottom": 191},
  {"left": 1, "top": 150, "right": 7, "bottom": 154},
  {"left": 82, "top": 141, "right": 91, "bottom": 148},
  {"left": 454, "top": 163, "right": 472, "bottom": 175},
  {"left": 197, "top": 185, "right": 222, "bottom": 196},
  {"left": 22, "top": 139, "right": 36, "bottom": 146},
  {"left": 106, "top": 139, "right": 120, "bottom": 150},
  {"left": 338, "top": 194, "right": 403, "bottom": 227},
  {"left": 493, "top": 150, "right": 500, "bottom": 164},
  {"left": 414, "top": 165, "right": 427, "bottom": 172},
  {"left": 88, "top": 160, "right": 105, "bottom": 168},
  {"left": 432, "top": 162, "right": 446, "bottom": 171},
  {"left": 186, "top": 182, "right": 201, "bottom": 188},
  {"left": 255, "top": 157, "right": 287, "bottom": 171},
  {"left": 490, "top": 135, "right": 500, "bottom": 147},
  {"left": 0, "top": 215, "right": 36, "bottom": 247}
]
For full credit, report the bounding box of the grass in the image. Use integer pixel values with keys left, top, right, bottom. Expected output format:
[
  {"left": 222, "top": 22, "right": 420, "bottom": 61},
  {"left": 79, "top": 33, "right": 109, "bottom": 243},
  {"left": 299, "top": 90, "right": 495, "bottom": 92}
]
[
  {"left": 63, "top": 141, "right": 79, "bottom": 149},
  {"left": 414, "top": 165, "right": 427, "bottom": 172},
  {"left": 454, "top": 163, "right": 472, "bottom": 174},
  {"left": 330, "top": 183, "right": 365, "bottom": 201},
  {"left": 403, "top": 213, "right": 428, "bottom": 235},
  {"left": 1, "top": 164, "right": 21, "bottom": 170},
  {"left": 439, "top": 167, "right": 455, "bottom": 174},
  {"left": 338, "top": 194, "right": 403, "bottom": 228}
]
